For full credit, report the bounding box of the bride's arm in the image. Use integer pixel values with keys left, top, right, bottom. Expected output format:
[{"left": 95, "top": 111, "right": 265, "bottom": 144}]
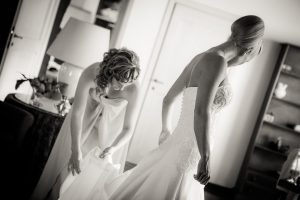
[
  {"left": 159, "top": 56, "right": 199, "bottom": 144},
  {"left": 68, "top": 63, "right": 97, "bottom": 175},
  {"left": 193, "top": 54, "right": 226, "bottom": 184},
  {"left": 100, "top": 83, "right": 140, "bottom": 157}
]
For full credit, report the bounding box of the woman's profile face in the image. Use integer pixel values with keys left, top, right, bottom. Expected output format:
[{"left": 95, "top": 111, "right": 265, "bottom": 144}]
[
  {"left": 109, "top": 77, "right": 134, "bottom": 91},
  {"left": 229, "top": 41, "right": 263, "bottom": 66}
]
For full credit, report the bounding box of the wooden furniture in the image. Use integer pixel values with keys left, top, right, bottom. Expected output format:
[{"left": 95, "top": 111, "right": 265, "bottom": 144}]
[
  {"left": 95, "top": 0, "right": 123, "bottom": 30},
  {"left": 277, "top": 179, "right": 300, "bottom": 200},
  {"left": 0, "top": 100, "right": 35, "bottom": 199},
  {"left": 4, "top": 93, "right": 66, "bottom": 199},
  {"left": 94, "top": 0, "right": 129, "bottom": 47},
  {"left": 236, "top": 44, "right": 300, "bottom": 200}
]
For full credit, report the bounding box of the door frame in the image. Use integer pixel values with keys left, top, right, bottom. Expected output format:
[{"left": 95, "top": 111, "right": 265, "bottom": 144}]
[
  {"left": 129, "top": 0, "right": 236, "bottom": 151},
  {"left": 0, "top": 0, "right": 60, "bottom": 77},
  {"left": 0, "top": 0, "right": 23, "bottom": 75}
]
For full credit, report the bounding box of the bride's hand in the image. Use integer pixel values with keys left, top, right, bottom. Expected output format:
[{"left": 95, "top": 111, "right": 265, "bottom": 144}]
[
  {"left": 99, "top": 146, "right": 116, "bottom": 159},
  {"left": 194, "top": 157, "right": 210, "bottom": 185},
  {"left": 159, "top": 130, "right": 171, "bottom": 145},
  {"left": 68, "top": 149, "right": 83, "bottom": 176}
]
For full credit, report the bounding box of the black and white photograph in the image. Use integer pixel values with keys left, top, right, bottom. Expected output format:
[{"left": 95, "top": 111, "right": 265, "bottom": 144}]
[{"left": 0, "top": 0, "right": 299, "bottom": 200}]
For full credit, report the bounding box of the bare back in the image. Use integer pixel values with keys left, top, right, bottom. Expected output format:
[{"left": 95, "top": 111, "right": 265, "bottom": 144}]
[
  {"left": 187, "top": 52, "right": 228, "bottom": 89},
  {"left": 164, "top": 52, "right": 227, "bottom": 104}
]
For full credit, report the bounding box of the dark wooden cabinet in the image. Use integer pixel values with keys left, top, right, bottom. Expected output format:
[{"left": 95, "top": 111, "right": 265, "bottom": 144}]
[
  {"left": 236, "top": 44, "right": 300, "bottom": 200},
  {"left": 4, "top": 94, "right": 65, "bottom": 199}
]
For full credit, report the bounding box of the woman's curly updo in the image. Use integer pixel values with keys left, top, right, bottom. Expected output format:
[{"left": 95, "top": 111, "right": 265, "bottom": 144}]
[
  {"left": 230, "top": 15, "right": 265, "bottom": 53},
  {"left": 95, "top": 48, "right": 140, "bottom": 89}
]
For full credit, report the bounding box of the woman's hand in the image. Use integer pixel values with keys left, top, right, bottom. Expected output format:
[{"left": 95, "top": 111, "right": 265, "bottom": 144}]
[
  {"left": 159, "top": 130, "right": 171, "bottom": 145},
  {"left": 194, "top": 157, "right": 210, "bottom": 185},
  {"left": 99, "top": 146, "right": 116, "bottom": 159},
  {"left": 68, "top": 149, "right": 83, "bottom": 176}
]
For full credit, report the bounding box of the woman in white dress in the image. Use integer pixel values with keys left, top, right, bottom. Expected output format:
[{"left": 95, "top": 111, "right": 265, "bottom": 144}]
[
  {"left": 30, "top": 48, "right": 140, "bottom": 200},
  {"left": 104, "top": 15, "right": 265, "bottom": 200}
]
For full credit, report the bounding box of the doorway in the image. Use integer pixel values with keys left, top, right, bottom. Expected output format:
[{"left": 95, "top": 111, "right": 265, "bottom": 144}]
[
  {"left": 0, "top": 0, "right": 60, "bottom": 100},
  {"left": 127, "top": 1, "right": 235, "bottom": 163},
  {"left": 0, "top": 0, "right": 22, "bottom": 74}
]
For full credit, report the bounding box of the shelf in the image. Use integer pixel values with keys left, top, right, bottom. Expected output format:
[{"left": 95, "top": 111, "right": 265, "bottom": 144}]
[
  {"left": 263, "top": 121, "right": 300, "bottom": 136},
  {"left": 247, "top": 167, "right": 279, "bottom": 182},
  {"left": 95, "top": 14, "right": 117, "bottom": 24},
  {"left": 245, "top": 180, "right": 279, "bottom": 194},
  {"left": 254, "top": 144, "right": 287, "bottom": 158},
  {"left": 238, "top": 44, "right": 300, "bottom": 200},
  {"left": 281, "top": 71, "right": 300, "bottom": 80},
  {"left": 272, "top": 97, "right": 300, "bottom": 108}
]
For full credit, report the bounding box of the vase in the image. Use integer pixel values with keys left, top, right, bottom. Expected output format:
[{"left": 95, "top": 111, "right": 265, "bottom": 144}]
[{"left": 30, "top": 88, "right": 41, "bottom": 107}]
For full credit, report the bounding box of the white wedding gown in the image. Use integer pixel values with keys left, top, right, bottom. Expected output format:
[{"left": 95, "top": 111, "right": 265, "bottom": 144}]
[{"left": 86, "top": 85, "right": 232, "bottom": 200}]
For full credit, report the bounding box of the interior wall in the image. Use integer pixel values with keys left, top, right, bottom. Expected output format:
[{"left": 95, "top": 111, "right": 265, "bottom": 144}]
[
  {"left": 118, "top": 0, "right": 286, "bottom": 187},
  {"left": 116, "top": 0, "right": 170, "bottom": 82},
  {"left": 210, "top": 41, "right": 281, "bottom": 186}
]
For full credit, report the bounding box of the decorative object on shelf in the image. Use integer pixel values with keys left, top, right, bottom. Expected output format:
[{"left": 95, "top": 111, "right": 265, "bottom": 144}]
[
  {"left": 47, "top": 18, "right": 110, "bottom": 99},
  {"left": 96, "top": 0, "right": 122, "bottom": 29},
  {"left": 263, "top": 112, "right": 275, "bottom": 123},
  {"left": 276, "top": 137, "right": 283, "bottom": 150},
  {"left": 286, "top": 123, "right": 300, "bottom": 133},
  {"left": 274, "top": 82, "right": 288, "bottom": 99},
  {"left": 15, "top": 74, "right": 65, "bottom": 102},
  {"left": 55, "top": 96, "right": 71, "bottom": 116},
  {"left": 268, "top": 137, "right": 290, "bottom": 154},
  {"left": 277, "top": 148, "right": 300, "bottom": 198},
  {"left": 294, "top": 125, "right": 300, "bottom": 133},
  {"left": 282, "top": 64, "right": 293, "bottom": 73}
]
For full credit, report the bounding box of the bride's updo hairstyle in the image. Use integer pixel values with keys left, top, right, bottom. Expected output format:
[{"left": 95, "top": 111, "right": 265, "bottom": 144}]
[
  {"left": 230, "top": 15, "right": 265, "bottom": 54},
  {"left": 95, "top": 48, "right": 140, "bottom": 89}
]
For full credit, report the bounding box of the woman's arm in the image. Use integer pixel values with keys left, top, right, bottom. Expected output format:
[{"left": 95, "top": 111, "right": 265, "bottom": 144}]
[
  {"left": 159, "top": 56, "right": 199, "bottom": 144},
  {"left": 193, "top": 54, "right": 226, "bottom": 184},
  {"left": 100, "top": 83, "right": 140, "bottom": 157},
  {"left": 68, "top": 63, "right": 97, "bottom": 174}
]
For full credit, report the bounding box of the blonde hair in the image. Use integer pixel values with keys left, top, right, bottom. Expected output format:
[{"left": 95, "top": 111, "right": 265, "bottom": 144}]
[{"left": 230, "top": 15, "right": 265, "bottom": 52}]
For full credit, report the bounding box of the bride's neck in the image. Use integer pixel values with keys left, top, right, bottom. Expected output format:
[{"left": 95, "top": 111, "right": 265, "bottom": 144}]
[{"left": 209, "top": 41, "right": 238, "bottom": 63}]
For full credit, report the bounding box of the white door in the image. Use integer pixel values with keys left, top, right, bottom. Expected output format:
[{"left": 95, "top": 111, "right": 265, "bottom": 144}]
[
  {"left": 127, "top": 2, "right": 235, "bottom": 163},
  {"left": 0, "top": 0, "right": 60, "bottom": 100}
]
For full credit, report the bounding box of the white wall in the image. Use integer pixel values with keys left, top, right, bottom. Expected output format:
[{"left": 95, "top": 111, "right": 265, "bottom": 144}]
[
  {"left": 117, "top": 0, "right": 298, "bottom": 187},
  {"left": 210, "top": 41, "right": 281, "bottom": 186},
  {"left": 116, "top": 0, "right": 169, "bottom": 82}
]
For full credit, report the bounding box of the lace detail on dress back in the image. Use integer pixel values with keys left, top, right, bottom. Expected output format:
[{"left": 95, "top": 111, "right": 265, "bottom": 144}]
[
  {"left": 175, "top": 85, "right": 232, "bottom": 173},
  {"left": 212, "top": 85, "right": 233, "bottom": 112}
]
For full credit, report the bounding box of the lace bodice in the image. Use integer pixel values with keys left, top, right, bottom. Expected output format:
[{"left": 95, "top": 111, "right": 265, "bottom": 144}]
[
  {"left": 212, "top": 85, "right": 233, "bottom": 112},
  {"left": 171, "top": 85, "right": 232, "bottom": 173}
]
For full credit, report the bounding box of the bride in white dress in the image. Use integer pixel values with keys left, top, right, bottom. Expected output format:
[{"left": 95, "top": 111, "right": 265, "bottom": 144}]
[{"left": 101, "top": 15, "right": 265, "bottom": 200}]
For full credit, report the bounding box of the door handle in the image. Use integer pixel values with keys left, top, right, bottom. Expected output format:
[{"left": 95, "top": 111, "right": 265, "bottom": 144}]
[
  {"left": 13, "top": 34, "right": 23, "bottom": 39},
  {"left": 152, "top": 78, "right": 164, "bottom": 84}
]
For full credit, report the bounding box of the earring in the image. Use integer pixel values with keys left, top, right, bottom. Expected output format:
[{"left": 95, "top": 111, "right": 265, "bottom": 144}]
[{"left": 243, "top": 47, "right": 253, "bottom": 55}]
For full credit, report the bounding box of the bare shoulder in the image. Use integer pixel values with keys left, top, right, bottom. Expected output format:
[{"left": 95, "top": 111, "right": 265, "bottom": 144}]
[
  {"left": 122, "top": 82, "right": 139, "bottom": 101},
  {"left": 80, "top": 62, "right": 100, "bottom": 83},
  {"left": 83, "top": 62, "right": 100, "bottom": 77},
  {"left": 194, "top": 52, "right": 227, "bottom": 75}
]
